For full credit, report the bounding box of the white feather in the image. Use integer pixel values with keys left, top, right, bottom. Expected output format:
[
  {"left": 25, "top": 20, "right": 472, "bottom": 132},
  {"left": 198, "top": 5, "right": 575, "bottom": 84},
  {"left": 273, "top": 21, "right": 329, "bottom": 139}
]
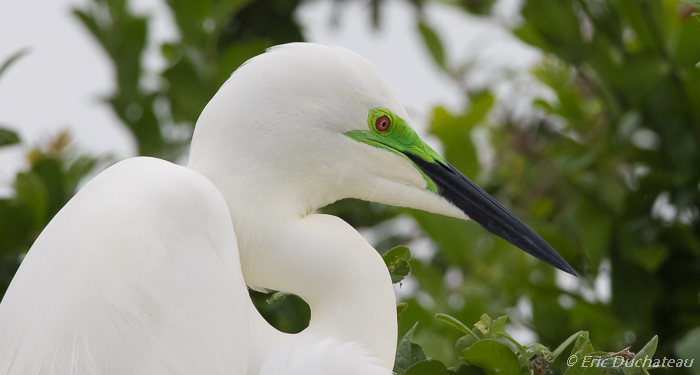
[
  {"left": 260, "top": 338, "right": 394, "bottom": 375},
  {"left": 0, "top": 42, "right": 463, "bottom": 374},
  {"left": 0, "top": 157, "right": 250, "bottom": 374}
]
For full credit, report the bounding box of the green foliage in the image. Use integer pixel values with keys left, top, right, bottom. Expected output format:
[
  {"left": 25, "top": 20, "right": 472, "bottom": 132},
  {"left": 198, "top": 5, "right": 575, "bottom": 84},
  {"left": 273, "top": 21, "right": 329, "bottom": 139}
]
[
  {"left": 417, "top": 19, "right": 445, "bottom": 70},
  {"left": 383, "top": 246, "right": 413, "bottom": 284},
  {"left": 0, "top": 132, "right": 104, "bottom": 300},
  {"left": 250, "top": 289, "right": 311, "bottom": 334},
  {"left": 72, "top": 0, "right": 300, "bottom": 159},
  {"left": 0, "top": 49, "right": 28, "bottom": 83},
  {"left": 464, "top": 340, "right": 520, "bottom": 375},
  {"left": 436, "top": 313, "right": 481, "bottom": 339},
  {"left": 678, "top": 0, "right": 700, "bottom": 7},
  {"left": 676, "top": 327, "right": 700, "bottom": 373},
  {"left": 686, "top": 1, "right": 700, "bottom": 69},
  {"left": 398, "top": 302, "right": 410, "bottom": 319},
  {"left": 0, "top": 128, "right": 20, "bottom": 147},
  {"left": 396, "top": 312, "right": 660, "bottom": 375},
  {"left": 395, "top": 323, "right": 428, "bottom": 375},
  {"left": 371, "top": 0, "right": 700, "bottom": 370},
  {"left": 405, "top": 360, "right": 450, "bottom": 375}
]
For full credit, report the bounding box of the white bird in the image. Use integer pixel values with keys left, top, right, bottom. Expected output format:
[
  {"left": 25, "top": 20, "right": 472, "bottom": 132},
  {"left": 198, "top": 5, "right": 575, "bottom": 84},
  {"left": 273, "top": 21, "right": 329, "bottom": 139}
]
[{"left": 0, "top": 43, "right": 574, "bottom": 375}]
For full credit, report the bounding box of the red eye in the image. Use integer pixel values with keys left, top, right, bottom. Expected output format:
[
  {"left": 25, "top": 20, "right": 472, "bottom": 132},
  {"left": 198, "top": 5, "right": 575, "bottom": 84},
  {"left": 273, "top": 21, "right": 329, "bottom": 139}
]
[{"left": 375, "top": 115, "right": 391, "bottom": 131}]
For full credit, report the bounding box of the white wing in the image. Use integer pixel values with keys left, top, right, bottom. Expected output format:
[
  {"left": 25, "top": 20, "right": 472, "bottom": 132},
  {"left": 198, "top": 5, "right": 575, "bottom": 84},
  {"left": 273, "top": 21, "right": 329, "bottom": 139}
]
[{"left": 0, "top": 157, "right": 249, "bottom": 375}]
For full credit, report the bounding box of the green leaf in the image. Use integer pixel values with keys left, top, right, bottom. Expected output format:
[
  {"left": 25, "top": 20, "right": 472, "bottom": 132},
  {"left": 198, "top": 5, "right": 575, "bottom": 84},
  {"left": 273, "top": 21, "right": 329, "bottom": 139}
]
[
  {"left": 621, "top": 245, "right": 669, "bottom": 273},
  {"left": 463, "top": 339, "right": 521, "bottom": 375},
  {"left": 64, "top": 156, "right": 99, "bottom": 195},
  {"left": 405, "top": 360, "right": 450, "bottom": 375},
  {"left": 474, "top": 321, "right": 486, "bottom": 335},
  {"left": 436, "top": 313, "right": 481, "bottom": 340},
  {"left": 622, "top": 336, "right": 658, "bottom": 375},
  {"left": 490, "top": 316, "right": 507, "bottom": 337},
  {"left": 571, "top": 331, "right": 591, "bottom": 353},
  {"left": 677, "top": 0, "right": 700, "bottom": 7},
  {"left": 217, "top": 40, "right": 272, "bottom": 85},
  {"left": 266, "top": 291, "right": 290, "bottom": 303},
  {"left": 31, "top": 156, "right": 66, "bottom": 218},
  {"left": 397, "top": 302, "right": 409, "bottom": 319},
  {"left": 526, "top": 343, "right": 553, "bottom": 359},
  {"left": 635, "top": 335, "right": 658, "bottom": 359},
  {"left": 475, "top": 314, "right": 507, "bottom": 339},
  {"left": 0, "top": 199, "right": 34, "bottom": 254},
  {"left": 0, "top": 128, "right": 20, "bottom": 147},
  {"left": 162, "top": 56, "right": 212, "bottom": 124},
  {"left": 497, "top": 332, "right": 531, "bottom": 371},
  {"left": 0, "top": 48, "right": 29, "bottom": 81},
  {"left": 212, "top": 0, "right": 256, "bottom": 25},
  {"left": 14, "top": 172, "right": 48, "bottom": 229},
  {"left": 429, "top": 94, "right": 493, "bottom": 178},
  {"left": 676, "top": 327, "right": 700, "bottom": 372},
  {"left": 456, "top": 334, "right": 480, "bottom": 353},
  {"left": 394, "top": 323, "right": 427, "bottom": 375},
  {"left": 161, "top": 43, "right": 180, "bottom": 63},
  {"left": 562, "top": 333, "right": 598, "bottom": 375},
  {"left": 576, "top": 202, "right": 612, "bottom": 270},
  {"left": 478, "top": 314, "right": 492, "bottom": 335},
  {"left": 165, "top": 0, "right": 210, "bottom": 44},
  {"left": 551, "top": 331, "right": 587, "bottom": 360},
  {"left": 448, "top": 365, "right": 487, "bottom": 375},
  {"left": 382, "top": 246, "right": 412, "bottom": 283},
  {"left": 417, "top": 20, "right": 446, "bottom": 69}
]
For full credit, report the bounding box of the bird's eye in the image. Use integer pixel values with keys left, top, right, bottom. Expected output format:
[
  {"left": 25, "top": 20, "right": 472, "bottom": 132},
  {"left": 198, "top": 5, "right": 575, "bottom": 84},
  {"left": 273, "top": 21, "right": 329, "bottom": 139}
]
[{"left": 375, "top": 115, "right": 391, "bottom": 132}]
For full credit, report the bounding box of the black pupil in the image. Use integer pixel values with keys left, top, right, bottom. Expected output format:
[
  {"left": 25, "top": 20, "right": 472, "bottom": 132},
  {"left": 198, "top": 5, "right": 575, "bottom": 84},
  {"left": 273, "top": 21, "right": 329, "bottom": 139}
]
[{"left": 379, "top": 118, "right": 388, "bottom": 129}]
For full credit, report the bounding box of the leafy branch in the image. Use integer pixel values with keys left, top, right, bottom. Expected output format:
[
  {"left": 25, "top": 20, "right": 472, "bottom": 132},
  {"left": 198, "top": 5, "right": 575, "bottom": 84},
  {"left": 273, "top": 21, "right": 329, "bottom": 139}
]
[
  {"left": 395, "top": 312, "right": 660, "bottom": 375},
  {"left": 386, "top": 246, "right": 663, "bottom": 375}
]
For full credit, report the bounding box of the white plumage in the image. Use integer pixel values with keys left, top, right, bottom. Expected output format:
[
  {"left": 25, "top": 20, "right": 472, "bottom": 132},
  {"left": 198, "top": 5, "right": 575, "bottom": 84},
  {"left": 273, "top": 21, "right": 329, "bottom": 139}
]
[
  {"left": 260, "top": 338, "right": 392, "bottom": 375},
  {"left": 1, "top": 43, "right": 451, "bottom": 374},
  {"left": 0, "top": 158, "right": 250, "bottom": 374},
  {"left": 0, "top": 42, "right": 574, "bottom": 375}
]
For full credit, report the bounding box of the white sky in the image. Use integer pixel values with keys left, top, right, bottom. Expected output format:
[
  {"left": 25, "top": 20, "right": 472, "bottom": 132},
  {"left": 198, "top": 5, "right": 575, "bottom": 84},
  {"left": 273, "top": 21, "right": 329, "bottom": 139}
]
[{"left": 0, "top": 0, "right": 540, "bottom": 191}]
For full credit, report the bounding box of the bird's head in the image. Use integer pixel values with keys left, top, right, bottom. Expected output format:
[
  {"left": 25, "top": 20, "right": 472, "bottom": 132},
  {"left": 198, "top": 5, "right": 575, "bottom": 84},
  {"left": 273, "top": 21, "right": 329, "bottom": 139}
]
[{"left": 189, "top": 43, "right": 576, "bottom": 276}]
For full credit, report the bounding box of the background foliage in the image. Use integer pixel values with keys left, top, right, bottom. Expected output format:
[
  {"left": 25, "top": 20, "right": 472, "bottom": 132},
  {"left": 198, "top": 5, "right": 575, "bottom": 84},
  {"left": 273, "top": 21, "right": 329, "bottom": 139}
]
[{"left": 1, "top": 0, "right": 700, "bottom": 373}]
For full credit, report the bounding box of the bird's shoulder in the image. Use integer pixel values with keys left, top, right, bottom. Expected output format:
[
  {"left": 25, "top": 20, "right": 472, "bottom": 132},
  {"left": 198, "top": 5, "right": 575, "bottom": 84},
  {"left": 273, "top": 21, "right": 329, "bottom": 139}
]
[
  {"left": 0, "top": 157, "right": 249, "bottom": 375},
  {"left": 86, "top": 156, "right": 228, "bottom": 214}
]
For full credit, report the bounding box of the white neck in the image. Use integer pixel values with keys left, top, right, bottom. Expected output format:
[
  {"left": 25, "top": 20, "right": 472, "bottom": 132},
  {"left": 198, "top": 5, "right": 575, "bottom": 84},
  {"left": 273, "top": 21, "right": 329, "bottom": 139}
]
[
  {"left": 188, "top": 158, "right": 397, "bottom": 373},
  {"left": 184, "top": 45, "right": 411, "bottom": 372}
]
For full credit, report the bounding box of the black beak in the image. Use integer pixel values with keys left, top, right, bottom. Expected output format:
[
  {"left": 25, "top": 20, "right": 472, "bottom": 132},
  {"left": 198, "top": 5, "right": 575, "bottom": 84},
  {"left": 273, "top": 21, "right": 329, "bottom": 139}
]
[{"left": 404, "top": 153, "right": 577, "bottom": 276}]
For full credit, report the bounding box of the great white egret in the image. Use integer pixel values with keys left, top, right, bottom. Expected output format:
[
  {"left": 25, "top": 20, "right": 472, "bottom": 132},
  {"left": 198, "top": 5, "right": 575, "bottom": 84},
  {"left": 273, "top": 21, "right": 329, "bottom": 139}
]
[{"left": 0, "top": 43, "right": 575, "bottom": 375}]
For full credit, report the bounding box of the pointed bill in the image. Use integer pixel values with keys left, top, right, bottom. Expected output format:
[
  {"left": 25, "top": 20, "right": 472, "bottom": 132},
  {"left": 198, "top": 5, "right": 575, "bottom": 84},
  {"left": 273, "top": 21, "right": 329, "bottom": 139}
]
[
  {"left": 346, "top": 108, "right": 576, "bottom": 276},
  {"left": 404, "top": 152, "right": 577, "bottom": 276}
]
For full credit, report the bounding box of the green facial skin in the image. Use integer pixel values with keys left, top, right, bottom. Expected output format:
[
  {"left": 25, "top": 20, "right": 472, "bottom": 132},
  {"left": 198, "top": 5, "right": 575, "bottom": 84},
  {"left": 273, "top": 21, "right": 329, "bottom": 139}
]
[{"left": 345, "top": 108, "right": 445, "bottom": 193}]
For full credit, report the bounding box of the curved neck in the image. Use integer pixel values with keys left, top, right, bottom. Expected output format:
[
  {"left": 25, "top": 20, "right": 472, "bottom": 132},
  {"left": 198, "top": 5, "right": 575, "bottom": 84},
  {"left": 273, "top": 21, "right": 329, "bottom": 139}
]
[
  {"left": 187, "top": 160, "right": 397, "bottom": 373},
  {"left": 244, "top": 211, "right": 397, "bottom": 371}
]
